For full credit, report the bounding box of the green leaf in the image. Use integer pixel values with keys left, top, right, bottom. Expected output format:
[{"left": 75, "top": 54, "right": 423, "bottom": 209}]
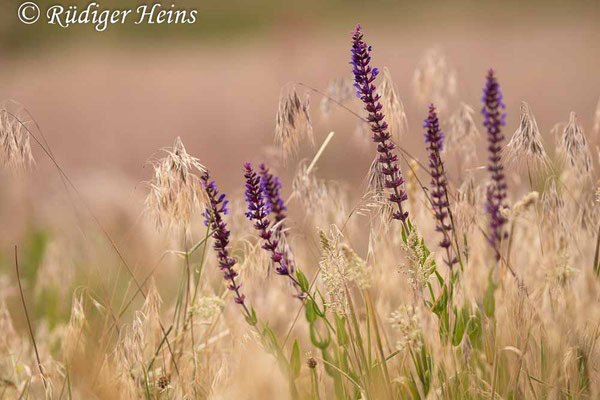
[
  {"left": 305, "top": 299, "right": 317, "bottom": 323},
  {"left": 296, "top": 269, "right": 310, "bottom": 293},
  {"left": 290, "top": 340, "right": 301, "bottom": 379},
  {"left": 451, "top": 306, "right": 468, "bottom": 346},
  {"left": 244, "top": 307, "right": 258, "bottom": 326},
  {"left": 483, "top": 273, "right": 497, "bottom": 318},
  {"left": 335, "top": 315, "right": 349, "bottom": 346}
]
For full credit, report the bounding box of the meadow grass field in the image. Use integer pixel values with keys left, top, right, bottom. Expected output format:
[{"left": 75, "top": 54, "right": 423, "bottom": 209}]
[{"left": 1, "top": 19, "right": 600, "bottom": 400}]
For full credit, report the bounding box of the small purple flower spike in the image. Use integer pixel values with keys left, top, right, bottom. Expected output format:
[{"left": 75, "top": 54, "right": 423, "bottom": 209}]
[
  {"left": 201, "top": 172, "right": 246, "bottom": 306},
  {"left": 481, "top": 69, "right": 508, "bottom": 260},
  {"left": 424, "top": 104, "right": 457, "bottom": 269},
  {"left": 244, "top": 162, "right": 290, "bottom": 276},
  {"left": 350, "top": 24, "right": 409, "bottom": 229},
  {"left": 259, "top": 163, "right": 287, "bottom": 228}
]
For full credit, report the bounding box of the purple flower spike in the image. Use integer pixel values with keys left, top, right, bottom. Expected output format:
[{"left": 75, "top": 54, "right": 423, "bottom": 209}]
[
  {"left": 201, "top": 172, "right": 246, "bottom": 306},
  {"left": 351, "top": 24, "right": 409, "bottom": 227},
  {"left": 424, "top": 104, "right": 457, "bottom": 269},
  {"left": 481, "top": 69, "right": 508, "bottom": 259},
  {"left": 244, "top": 162, "right": 290, "bottom": 276},
  {"left": 259, "top": 163, "right": 287, "bottom": 227}
]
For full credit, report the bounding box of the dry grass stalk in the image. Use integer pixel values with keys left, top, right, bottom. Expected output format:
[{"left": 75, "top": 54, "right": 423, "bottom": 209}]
[
  {"left": 412, "top": 48, "right": 457, "bottom": 112},
  {"left": 320, "top": 77, "right": 354, "bottom": 116}
]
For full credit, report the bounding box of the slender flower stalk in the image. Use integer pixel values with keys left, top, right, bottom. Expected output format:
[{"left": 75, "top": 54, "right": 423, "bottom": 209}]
[
  {"left": 481, "top": 69, "right": 509, "bottom": 259},
  {"left": 201, "top": 172, "right": 247, "bottom": 308},
  {"left": 423, "top": 104, "right": 457, "bottom": 269},
  {"left": 350, "top": 24, "right": 409, "bottom": 231},
  {"left": 244, "top": 162, "right": 295, "bottom": 279}
]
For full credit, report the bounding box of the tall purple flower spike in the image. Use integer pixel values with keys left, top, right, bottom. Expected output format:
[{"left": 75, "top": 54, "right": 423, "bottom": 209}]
[
  {"left": 481, "top": 69, "right": 508, "bottom": 259},
  {"left": 201, "top": 172, "right": 246, "bottom": 306},
  {"left": 244, "top": 162, "right": 290, "bottom": 276},
  {"left": 424, "top": 104, "right": 457, "bottom": 269},
  {"left": 351, "top": 24, "right": 409, "bottom": 228}
]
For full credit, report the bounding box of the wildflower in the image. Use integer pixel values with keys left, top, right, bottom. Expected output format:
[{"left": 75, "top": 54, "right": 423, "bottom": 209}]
[
  {"left": 145, "top": 137, "right": 206, "bottom": 231},
  {"left": 0, "top": 108, "right": 35, "bottom": 170},
  {"left": 351, "top": 24, "right": 409, "bottom": 226},
  {"left": 504, "top": 101, "right": 549, "bottom": 170},
  {"left": 423, "top": 104, "right": 457, "bottom": 268},
  {"left": 275, "top": 88, "right": 314, "bottom": 160},
  {"left": 307, "top": 357, "right": 317, "bottom": 369},
  {"left": 243, "top": 162, "right": 292, "bottom": 276},
  {"left": 201, "top": 172, "right": 246, "bottom": 306},
  {"left": 259, "top": 163, "right": 287, "bottom": 227},
  {"left": 481, "top": 69, "right": 509, "bottom": 259},
  {"left": 380, "top": 67, "right": 409, "bottom": 142},
  {"left": 558, "top": 111, "right": 593, "bottom": 178}
]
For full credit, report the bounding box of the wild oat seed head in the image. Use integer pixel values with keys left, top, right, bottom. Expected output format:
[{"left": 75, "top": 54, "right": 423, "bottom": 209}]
[
  {"left": 512, "top": 191, "right": 539, "bottom": 219},
  {"left": 341, "top": 244, "right": 372, "bottom": 290},
  {"left": 504, "top": 101, "right": 549, "bottom": 170},
  {"left": 145, "top": 137, "right": 207, "bottom": 231},
  {"left": 558, "top": 111, "right": 593, "bottom": 178},
  {"left": 412, "top": 48, "right": 456, "bottom": 112},
  {"left": 379, "top": 67, "right": 409, "bottom": 142},
  {"left": 0, "top": 108, "right": 35, "bottom": 171},
  {"left": 593, "top": 96, "right": 600, "bottom": 138},
  {"left": 275, "top": 88, "right": 314, "bottom": 161},
  {"left": 320, "top": 77, "right": 355, "bottom": 117},
  {"left": 446, "top": 102, "right": 479, "bottom": 161}
]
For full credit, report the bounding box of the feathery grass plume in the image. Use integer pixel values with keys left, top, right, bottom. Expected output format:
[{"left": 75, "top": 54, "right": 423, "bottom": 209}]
[
  {"left": 320, "top": 77, "right": 355, "bottom": 116},
  {"left": 558, "top": 111, "right": 593, "bottom": 178},
  {"left": 541, "top": 178, "right": 564, "bottom": 227},
  {"left": 446, "top": 102, "right": 479, "bottom": 163},
  {"left": 201, "top": 172, "right": 246, "bottom": 306},
  {"left": 593, "top": 96, "right": 600, "bottom": 138},
  {"left": 188, "top": 296, "right": 226, "bottom": 323},
  {"left": 400, "top": 228, "right": 435, "bottom": 293},
  {"left": 504, "top": 101, "right": 549, "bottom": 170},
  {"left": 145, "top": 137, "right": 207, "bottom": 231},
  {"left": 0, "top": 107, "right": 35, "bottom": 170},
  {"left": 244, "top": 162, "right": 296, "bottom": 278},
  {"left": 482, "top": 69, "right": 509, "bottom": 259},
  {"left": 379, "top": 67, "right": 409, "bottom": 142},
  {"left": 424, "top": 104, "right": 457, "bottom": 268},
  {"left": 388, "top": 305, "right": 424, "bottom": 352},
  {"left": 341, "top": 244, "right": 372, "bottom": 289},
  {"left": 318, "top": 227, "right": 348, "bottom": 315},
  {"left": 512, "top": 191, "right": 539, "bottom": 219},
  {"left": 412, "top": 48, "right": 457, "bottom": 112},
  {"left": 454, "top": 177, "right": 479, "bottom": 234},
  {"left": 292, "top": 160, "right": 328, "bottom": 215},
  {"left": 351, "top": 24, "right": 409, "bottom": 227},
  {"left": 275, "top": 87, "right": 314, "bottom": 160}
]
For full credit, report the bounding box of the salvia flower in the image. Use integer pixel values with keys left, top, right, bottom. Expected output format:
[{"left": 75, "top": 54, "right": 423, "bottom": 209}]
[
  {"left": 201, "top": 172, "right": 246, "bottom": 306},
  {"left": 481, "top": 69, "right": 509, "bottom": 259},
  {"left": 423, "top": 104, "right": 457, "bottom": 268},
  {"left": 259, "top": 163, "right": 287, "bottom": 227},
  {"left": 244, "top": 162, "right": 291, "bottom": 276},
  {"left": 351, "top": 24, "right": 409, "bottom": 226}
]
